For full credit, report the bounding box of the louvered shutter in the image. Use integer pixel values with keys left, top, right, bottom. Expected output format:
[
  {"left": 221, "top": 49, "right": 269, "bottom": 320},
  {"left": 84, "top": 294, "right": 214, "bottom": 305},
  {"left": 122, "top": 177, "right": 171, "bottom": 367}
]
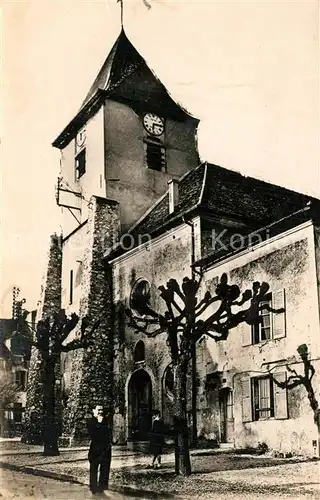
[
  {"left": 272, "top": 289, "right": 286, "bottom": 339},
  {"left": 273, "top": 372, "right": 288, "bottom": 419},
  {"left": 241, "top": 377, "right": 252, "bottom": 422}
]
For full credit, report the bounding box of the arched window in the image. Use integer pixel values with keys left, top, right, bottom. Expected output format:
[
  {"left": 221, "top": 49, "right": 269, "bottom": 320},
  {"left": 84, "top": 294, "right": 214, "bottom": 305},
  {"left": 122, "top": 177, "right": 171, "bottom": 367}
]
[
  {"left": 134, "top": 340, "right": 145, "bottom": 363},
  {"left": 130, "top": 279, "right": 151, "bottom": 316},
  {"left": 163, "top": 365, "right": 174, "bottom": 401}
]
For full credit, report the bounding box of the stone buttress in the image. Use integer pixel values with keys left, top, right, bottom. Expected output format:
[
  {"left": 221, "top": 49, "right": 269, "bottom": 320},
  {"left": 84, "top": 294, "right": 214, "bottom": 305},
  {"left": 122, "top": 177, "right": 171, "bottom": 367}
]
[
  {"left": 22, "top": 234, "right": 62, "bottom": 444},
  {"left": 61, "top": 196, "right": 120, "bottom": 444}
]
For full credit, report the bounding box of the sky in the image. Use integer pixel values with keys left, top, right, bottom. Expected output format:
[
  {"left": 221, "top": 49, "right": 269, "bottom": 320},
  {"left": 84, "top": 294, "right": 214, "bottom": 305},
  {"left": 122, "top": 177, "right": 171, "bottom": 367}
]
[{"left": 1, "top": 0, "right": 319, "bottom": 316}]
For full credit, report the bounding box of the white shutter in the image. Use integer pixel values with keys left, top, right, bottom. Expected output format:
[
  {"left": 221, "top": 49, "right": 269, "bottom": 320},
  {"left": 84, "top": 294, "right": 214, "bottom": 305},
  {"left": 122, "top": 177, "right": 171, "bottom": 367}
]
[
  {"left": 272, "top": 289, "right": 286, "bottom": 339},
  {"left": 273, "top": 372, "right": 288, "bottom": 419},
  {"left": 241, "top": 377, "right": 252, "bottom": 422},
  {"left": 242, "top": 324, "right": 252, "bottom": 347}
]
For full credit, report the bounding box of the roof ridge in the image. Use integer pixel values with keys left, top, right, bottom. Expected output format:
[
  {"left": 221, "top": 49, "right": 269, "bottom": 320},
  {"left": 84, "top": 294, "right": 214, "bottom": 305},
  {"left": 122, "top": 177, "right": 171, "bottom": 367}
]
[
  {"left": 197, "top": 161, "right": 208, "bottom": 206},
  {"left": 206, "top": 162, "right": 317, "bottom": 199}
]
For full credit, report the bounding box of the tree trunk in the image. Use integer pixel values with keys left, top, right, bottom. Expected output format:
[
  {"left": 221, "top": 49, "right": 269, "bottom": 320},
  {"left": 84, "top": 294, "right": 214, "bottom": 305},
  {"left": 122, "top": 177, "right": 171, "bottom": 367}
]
[
  {"left": 173, "top": 357, "right": 191, "bottom": 476},
  {"left": 42, "top": 358, "right": 59, "bottom": 456}
]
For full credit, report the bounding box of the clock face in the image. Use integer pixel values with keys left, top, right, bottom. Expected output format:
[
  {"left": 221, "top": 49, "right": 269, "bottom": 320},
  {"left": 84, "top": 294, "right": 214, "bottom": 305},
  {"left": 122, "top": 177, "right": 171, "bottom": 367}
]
[
  {"left": 76, "top": 127, "right": 86, "bottom": 148},
  {"left": 143, "top": 113, "right": 164, "bottom": 136}
]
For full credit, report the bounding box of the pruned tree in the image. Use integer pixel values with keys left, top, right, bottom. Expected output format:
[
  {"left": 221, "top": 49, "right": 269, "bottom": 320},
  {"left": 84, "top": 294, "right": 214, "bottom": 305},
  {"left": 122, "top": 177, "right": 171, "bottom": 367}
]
[
  {"left": 127, "top": 273, "right": 283, "bottom": 475},
  {"left": 14, "top": 310, "right": 100, "bottom": 456},
  {"left": 269, "top": 344, "right": 320, "bottom": 439}
]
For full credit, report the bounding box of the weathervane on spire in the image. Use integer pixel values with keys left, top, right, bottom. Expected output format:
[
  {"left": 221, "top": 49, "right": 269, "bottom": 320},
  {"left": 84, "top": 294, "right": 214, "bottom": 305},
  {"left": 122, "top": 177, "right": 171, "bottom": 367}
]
[
  {"left": 117, "top": 0, "right": 124, "bottom": 28},
  {"left": 117, "top": 0, "right": 151, "bottom": 29}
]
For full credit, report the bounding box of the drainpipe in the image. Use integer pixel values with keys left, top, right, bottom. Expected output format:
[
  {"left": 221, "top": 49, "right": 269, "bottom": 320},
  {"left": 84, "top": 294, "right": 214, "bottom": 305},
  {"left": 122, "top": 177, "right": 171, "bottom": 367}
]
[{"left": 183, "top": 216, "right": 197, "bottom": 447}]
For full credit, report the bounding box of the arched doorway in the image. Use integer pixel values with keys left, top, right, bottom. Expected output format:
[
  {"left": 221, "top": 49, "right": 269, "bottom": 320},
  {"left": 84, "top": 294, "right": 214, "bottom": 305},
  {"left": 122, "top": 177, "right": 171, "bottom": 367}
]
[{"left": 128, "top": 370, "right": 152, "bottom": 441}]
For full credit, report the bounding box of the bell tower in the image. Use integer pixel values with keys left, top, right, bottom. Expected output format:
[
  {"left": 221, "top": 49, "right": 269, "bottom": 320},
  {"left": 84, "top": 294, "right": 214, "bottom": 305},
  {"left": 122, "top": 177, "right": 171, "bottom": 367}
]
[
  {"left": 49, "top": 24, "right": 200, "bottom": 443},
  {"left": 53, "top": 29, "right": 200, "bottom": 236}
]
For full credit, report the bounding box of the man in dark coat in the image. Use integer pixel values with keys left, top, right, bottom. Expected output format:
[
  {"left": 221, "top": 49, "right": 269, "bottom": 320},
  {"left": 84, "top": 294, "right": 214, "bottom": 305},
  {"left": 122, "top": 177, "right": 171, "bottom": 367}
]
[
  {"left": 87, "top": 405, "right": 112, "bottom": 495},
  {"left": 148, "top": 411, "right": 165, "bottom": 469}
]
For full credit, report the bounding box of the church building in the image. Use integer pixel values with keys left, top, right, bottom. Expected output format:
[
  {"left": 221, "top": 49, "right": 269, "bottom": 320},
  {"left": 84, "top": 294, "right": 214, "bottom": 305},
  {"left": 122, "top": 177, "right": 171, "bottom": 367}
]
[{"left": 26, "top": 28, "right": 320, "bottom": 457}]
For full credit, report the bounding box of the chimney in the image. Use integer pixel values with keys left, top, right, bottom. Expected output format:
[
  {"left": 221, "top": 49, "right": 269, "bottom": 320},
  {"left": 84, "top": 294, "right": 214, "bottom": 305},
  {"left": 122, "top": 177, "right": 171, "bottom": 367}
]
[{"left": 168, "top": 179, "right": 179, "bottom": 214}]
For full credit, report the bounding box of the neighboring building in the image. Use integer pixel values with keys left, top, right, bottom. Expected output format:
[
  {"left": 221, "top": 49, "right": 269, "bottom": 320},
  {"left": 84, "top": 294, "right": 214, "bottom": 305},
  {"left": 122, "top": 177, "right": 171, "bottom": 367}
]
[
  {"left": 26, "top": 28, "right": 320, "bottom": 456},
  {"left": 0, "top": 314, "right": 33, "bottom": 436}
]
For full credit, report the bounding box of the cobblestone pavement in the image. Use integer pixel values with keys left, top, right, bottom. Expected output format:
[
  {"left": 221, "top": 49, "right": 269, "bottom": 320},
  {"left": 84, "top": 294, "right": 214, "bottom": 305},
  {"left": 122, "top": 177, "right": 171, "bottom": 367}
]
[
  {"left": 0, "top": 468, "right": 141, "bottom": 500},
  {"left": 1, "top": 444, "right": 319, "bottom": 499}
]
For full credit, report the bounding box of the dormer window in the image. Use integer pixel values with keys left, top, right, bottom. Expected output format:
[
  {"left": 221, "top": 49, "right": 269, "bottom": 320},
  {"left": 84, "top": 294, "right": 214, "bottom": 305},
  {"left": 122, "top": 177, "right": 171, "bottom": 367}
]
[{"left": 144, "top": 138, "right": 166, "bottom": 172}]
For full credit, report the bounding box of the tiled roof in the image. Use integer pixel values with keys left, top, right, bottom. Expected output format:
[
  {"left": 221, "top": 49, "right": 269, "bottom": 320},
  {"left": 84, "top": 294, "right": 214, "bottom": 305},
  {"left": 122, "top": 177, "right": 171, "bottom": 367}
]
[
  {"left": 201, "top": 163, "right": 312, "bottom": 224},
  {"left": 82, "top": 29, "right": 195, "bottom": 118},
  {"left": 127, "top": 162, "right": 314, "bottom": 241}
]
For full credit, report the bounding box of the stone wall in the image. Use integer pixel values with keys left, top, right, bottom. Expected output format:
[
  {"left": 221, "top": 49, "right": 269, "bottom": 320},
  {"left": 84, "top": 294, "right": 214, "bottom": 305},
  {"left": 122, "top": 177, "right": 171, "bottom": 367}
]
[
  {"left": 22, "top": 234, "right": 62, "bottom": 443},
  {"left": 61, "top": 196, "right": 120, "bottom": 443}
]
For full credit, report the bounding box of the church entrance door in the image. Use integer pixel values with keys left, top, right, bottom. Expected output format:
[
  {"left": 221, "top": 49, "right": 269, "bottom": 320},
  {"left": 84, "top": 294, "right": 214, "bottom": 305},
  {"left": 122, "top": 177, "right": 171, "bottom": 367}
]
[{"left": 128, "top": 370, "right": 152, "bottom": 441}]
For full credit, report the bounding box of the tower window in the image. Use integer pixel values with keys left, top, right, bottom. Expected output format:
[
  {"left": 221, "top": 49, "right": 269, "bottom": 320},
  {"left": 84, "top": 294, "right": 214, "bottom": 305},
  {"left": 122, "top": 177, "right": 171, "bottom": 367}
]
[
  {"left": 75, "top": 149, "right": 86, "bottom": 179},
  {"left": 144, "top": 139, "right": 166, "bottom": 172},
  {"left": 134, "top": 340, "right": 145, "bottom": 363}
]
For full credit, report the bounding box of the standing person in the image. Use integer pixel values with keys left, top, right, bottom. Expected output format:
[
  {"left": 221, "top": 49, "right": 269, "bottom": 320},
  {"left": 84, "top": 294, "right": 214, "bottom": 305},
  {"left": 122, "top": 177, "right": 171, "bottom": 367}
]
[
  {"left": 148, "top": 410, "right": 165, "bottom": 469},
  {"left": 87, "top": 405, "right": 112, "bottom": 496}
]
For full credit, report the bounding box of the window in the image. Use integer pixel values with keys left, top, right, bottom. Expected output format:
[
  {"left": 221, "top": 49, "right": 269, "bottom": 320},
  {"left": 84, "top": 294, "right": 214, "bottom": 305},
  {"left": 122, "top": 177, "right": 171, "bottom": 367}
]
[
  {"left": 15, "top": 371, "right": 26, "bottom": 390},
  {"left": 144, "top": 139, "right": 166, "bottom": 172},
  {"left": 242, "top": 289, "right": 286, "bottom": 346},
  {"left": 226, "top": 390, "right": 234, "bottom": 420},
  {"left": 242, "top": 373, "right": 288, "bottom": 423},
  {"left": 69, "top": 269, "right": 73, "bottom": 305},
  {"left": 130, "top": 279, "right": 151, "bottom": 316},
  {"left": 163, "top": 365, "right": 174, "bottom": 401},
  {"left": 252, "top": 295, "right": 272, "bottom": 344},
  {"left": 252, "top": 377, "right": 274, "bottom": 420},
  {"left": 75, "top": 149, "right": 86, "bottom": 179},
  {"left": 134, "top": 341, "right": 145, "bottom": 363},
  {"left": 13, "top": 403, "right": 23, "bottom": 423}
]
